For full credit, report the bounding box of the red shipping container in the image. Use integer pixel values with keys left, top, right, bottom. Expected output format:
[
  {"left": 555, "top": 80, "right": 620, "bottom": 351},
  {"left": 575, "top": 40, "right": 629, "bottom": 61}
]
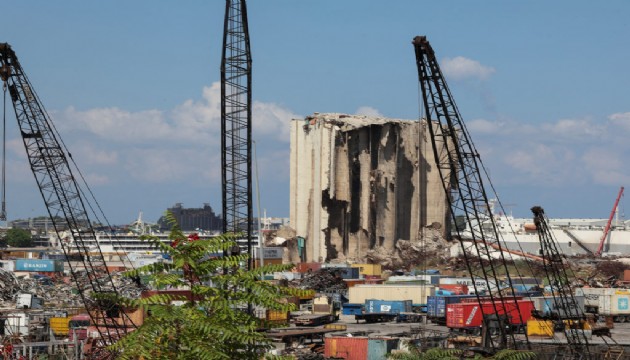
[
  {"left": 439, "top": 284, "right": 469, "bottom": 295},
  {"left": 364, "top": 278, "right": 384, "bottom": 285},
  {"left": 446, "top": 300, "right": 534, "bottom": 329},
  {"left": 296, "top": 262, "right": 322, "bottom": 273},
  {"left": 325, "top": 337, "right": 368, "bottom": 360},
  {"left": 460, "top": 295, "right": 522, "bottom": 303}
]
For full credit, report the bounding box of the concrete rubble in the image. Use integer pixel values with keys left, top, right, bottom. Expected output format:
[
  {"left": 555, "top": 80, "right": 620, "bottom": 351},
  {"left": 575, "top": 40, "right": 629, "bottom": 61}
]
[{"left": 366, "top": 224, "right": 450, "bottom": 271}]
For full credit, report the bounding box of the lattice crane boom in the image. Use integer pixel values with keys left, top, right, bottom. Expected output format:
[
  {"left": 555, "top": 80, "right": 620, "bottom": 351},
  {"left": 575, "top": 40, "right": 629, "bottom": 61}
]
[
  {"left": 596, "top": 186, "right": 625, "bottom": 256},
  {"left": 532, "top": 206, "right": 592, "bottom": 357},
  {"left": 221, "top": 0, "right": 253, "bottom": 268},
  {"left": 0, "top": 43, "right": 134, "bottom": 357},
  {"left": 413, "top": 35, "right": 530, "bottom": 352}
]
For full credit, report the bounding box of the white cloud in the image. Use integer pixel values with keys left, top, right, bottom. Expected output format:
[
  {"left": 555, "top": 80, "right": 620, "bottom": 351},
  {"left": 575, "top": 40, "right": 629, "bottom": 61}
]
[
  {"left": 47, "top": 82, "right": 299, "bottom": 185},
  {"left": 441, "top": 56, "right": 495, "bottom": 81},
  {"left": 541, "top": 117, "right": 605, "bottom": 138},
  {"left": 468, "top": 118, "right": 500, "bottom": 134},
  {"left": 253, "top": 101, "right": 300, "bottom": 142},
  {"left": 609, "top": 112, "right": 630, "bottom": 132},
  {"left": 469, "top": 114, "right": 629, "bottom": 189},
  {"left": 355, "top": 106, "right": 383, "bottom": 117}
]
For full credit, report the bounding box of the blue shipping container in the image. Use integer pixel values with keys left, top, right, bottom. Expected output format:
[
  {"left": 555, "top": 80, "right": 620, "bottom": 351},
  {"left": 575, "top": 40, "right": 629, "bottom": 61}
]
[
  {"left": 15, "top": 259, "right": 64, "bottom": 272},
  {"left": 337, "top": 267, "right": 360, "bottom": 280},
  {"left": 364, "top": 299, "right": 412, "bottom": 314},
  {"left": 427, "top": 295, "right": 476, "bottom": 318},
  {"left": 342, "top": 303, "right": 363, "bottom": 316}
]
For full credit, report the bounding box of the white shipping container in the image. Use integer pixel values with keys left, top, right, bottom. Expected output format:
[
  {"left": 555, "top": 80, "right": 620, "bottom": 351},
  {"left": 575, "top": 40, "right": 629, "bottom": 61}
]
[
  {"left": 5, "top": 312, "right": 29, "bottom": 336},
  {"left": 348, "top": 285, "right": 435, "bottom": 304},
  {"left": 576, "top": 288, "right": 630, "bottom": 315},
  {"left": 438, "top": 277, "right": 499, "bottom": 293},
  {"left": 0, "top": 260, "right": 15, "bottom": 272}
]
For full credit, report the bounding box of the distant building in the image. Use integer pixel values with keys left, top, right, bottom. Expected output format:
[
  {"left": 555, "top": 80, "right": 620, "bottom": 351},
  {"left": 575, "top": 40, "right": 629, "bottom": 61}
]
[{"left": 158, "top": 203, "right": 222, "bottom": 232}]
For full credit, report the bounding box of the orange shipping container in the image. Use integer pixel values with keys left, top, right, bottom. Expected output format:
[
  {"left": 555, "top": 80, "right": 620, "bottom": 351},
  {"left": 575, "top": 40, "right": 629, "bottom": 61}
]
[
  {"left": 344, "top": 279, "right": 366, "bottom": 288},
  {"left": 325, "top": 337, "right": 368, "bottom": 360}
]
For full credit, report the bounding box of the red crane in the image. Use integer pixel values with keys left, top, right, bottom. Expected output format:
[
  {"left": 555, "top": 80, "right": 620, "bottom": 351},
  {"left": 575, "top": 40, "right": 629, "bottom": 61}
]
[{"left": 596, "top": 186, "right": 625, "bottom": 256}]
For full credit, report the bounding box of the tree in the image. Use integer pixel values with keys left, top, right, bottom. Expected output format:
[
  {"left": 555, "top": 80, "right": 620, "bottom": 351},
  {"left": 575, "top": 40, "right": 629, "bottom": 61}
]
[
  {"left": 105, "top": 212, "right": 310, "bottom": 359},
  {"left": 6, "top": 228, "right": 33, "bottom": 247}
]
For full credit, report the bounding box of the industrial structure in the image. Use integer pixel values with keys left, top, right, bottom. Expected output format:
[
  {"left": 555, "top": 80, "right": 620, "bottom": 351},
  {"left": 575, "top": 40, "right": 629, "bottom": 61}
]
[
  {"left": 221, "top": 0, "right": 253, "bottom": 268},
  {"left": 289, "top": 113, "right": 450, "bottom": 263},
  {"left": 0, "top": 43, "right": 136, "bottom": 358},
  {"left": 413, "top": 35, "right": 532, "bottom": 352}
]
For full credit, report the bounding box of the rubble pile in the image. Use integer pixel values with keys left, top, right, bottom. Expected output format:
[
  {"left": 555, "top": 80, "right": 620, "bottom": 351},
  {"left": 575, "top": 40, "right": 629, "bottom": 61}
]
[
  {"left": 0, "top": 268, "right": 145, "bottom": 309},
  {"left": 296, "top": 269, "right": 348, "bottom": 293},
  {"left": 365, "top": 225, "right": 450, "bottom": 271},
  {"left": 0, "top": 268, "right": 23, "bottom": 303}
]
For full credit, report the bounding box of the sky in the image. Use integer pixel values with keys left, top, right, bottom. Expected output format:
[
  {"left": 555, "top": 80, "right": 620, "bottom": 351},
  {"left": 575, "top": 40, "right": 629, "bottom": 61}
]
[{"left": 1, "top": 1, "right": 629, "bottom": 225}]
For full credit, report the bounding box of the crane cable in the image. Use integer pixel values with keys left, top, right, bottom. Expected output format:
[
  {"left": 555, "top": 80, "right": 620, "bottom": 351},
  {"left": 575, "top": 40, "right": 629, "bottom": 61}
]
[{"left": 1, "top": 83, "right": 6, "bottom": 221}]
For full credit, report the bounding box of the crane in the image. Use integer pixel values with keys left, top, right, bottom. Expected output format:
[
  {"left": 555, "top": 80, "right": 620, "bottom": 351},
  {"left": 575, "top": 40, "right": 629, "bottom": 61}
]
[
  {"left": 0, "top": 43, "right": 135, "bottom": 358},
  {"left": 531, "top": 206, "right": 593, "bottom": 358},
  {"left": 413, "top": 35, "right": 532, "bottom": 352},
  {"left": 596, "top": 186, "right": 625, "bottom": 256},
  {"left": 221, "top": 0, "right": 253, "bottom": 269}
]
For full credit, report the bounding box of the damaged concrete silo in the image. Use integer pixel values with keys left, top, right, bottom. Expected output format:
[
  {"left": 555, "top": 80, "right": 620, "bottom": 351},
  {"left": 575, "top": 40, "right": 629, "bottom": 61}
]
[{"left": 289, "top": 113, "right": 450, "bottom": 263}]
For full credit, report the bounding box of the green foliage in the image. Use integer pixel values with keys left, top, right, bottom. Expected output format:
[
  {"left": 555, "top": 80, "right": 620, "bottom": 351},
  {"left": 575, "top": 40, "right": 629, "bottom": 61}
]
[
  {"left": 388, "top": 347, "right": 462, "bottom": 360},
  {"left": 492, "top": 349, "right": 537, "bottom": 360},
  {"left": 6, "top": 228, "right": 33, "bottom": 247},
  {"left": 388, "top": 346, "right": 537, "bottom": 360},
  {"left": 104, "top": 212, "right": 311, "bottom": 360}
]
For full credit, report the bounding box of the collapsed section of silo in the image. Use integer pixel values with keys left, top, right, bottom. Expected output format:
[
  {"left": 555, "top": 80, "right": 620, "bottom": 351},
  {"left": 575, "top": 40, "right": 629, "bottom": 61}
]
[{"left": 289, "top": 113, "right": 450, "bottom": 265}]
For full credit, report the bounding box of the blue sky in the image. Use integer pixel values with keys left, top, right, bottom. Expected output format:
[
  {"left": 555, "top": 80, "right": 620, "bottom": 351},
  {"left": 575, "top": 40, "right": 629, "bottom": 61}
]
[{"left": 1, "top": 1, "right": 629, "bottom": 225}]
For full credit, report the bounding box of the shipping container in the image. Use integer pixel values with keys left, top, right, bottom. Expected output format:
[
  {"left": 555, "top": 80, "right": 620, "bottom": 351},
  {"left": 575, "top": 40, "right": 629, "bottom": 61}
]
[
  {"left": 342, "top": 303, "right": 363, "bottom": 316},
  {"left": 255, "top": 247, "right": 284, "bottom": 259},
  {"left": 438, "top": 284, "right": 468, "bottom": 295},
  {"left": 438, "top": 277, "right": 498, "bottom": 293},
  {"left": 364, "top": 278, "right": 384, "bottom": 285},
  {"left": 339, "top": 267, "right": 360, "bottom": 279},
  {"left": 325, "top": 337, "right": 398, "bottom": 360},
  {"left": 351, "top": 263, "right": 382, "bottom": 277},
  {"left": 576, "top": 288, "right": 630, "bottom": 321},
  {"left": 446, "top": 300, "right": 534, "bottom": 330},
  {"left": 530, "top": 296, "right": 585, "bottom": 318},
  {"left": 344, "top": 279, "right": 366, "bottom": 288},
  {"left": 426, "top": 295, "right": 476, "bottom": 324},
  {"left": 348, "top": 284, "right": 435, "bottom": 305},
  {"left": 527, "top": 319, "right": 554, "bottom": 337},
  {"left": 296, "top": 262, "right": 322, "bottom": 273},
  {"left": 253, "top": 258, "right": 283, "bottom": 268},
  {"left": 15, "top": 259, "right": 64, "bottom": 272},
  {"left": 50, "top": 317, "right": 71, "bottom": 336},
  {"left": 266, "top": 310, "right": 289, "bottom": 322},
  {"left": 364, "top": 300, "right": 412, "bottom": 314},
  {"left": 0, "top": 260, "right": 15, "bottom": 272}
]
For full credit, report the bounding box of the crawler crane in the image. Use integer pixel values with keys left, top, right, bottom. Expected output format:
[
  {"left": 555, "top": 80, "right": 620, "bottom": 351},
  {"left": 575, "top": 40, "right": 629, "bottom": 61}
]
[
  {"left": 413, "top": 35, "right": 531, "bottom": 353},
  {"left": 0, "top": 43, "right": 135, "bottom": 359},
  {"left": 532, "top": 206, "right": 593, "bottom": 359}
]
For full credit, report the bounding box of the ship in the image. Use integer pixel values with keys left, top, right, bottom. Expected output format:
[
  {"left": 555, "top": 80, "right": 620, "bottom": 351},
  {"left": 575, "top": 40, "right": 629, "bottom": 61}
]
[{"left": 481, "top": 213, "right": 630, "bottom": 257}]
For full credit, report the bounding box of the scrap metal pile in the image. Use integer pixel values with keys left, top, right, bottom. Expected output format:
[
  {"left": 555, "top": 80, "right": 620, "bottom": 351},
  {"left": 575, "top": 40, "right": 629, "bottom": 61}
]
[
  {"left": 0, "top": 267, "right": 144, "bottom": 309},
  {"left": 295, "top": 268, "right": 348, "bottom": 293}
]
